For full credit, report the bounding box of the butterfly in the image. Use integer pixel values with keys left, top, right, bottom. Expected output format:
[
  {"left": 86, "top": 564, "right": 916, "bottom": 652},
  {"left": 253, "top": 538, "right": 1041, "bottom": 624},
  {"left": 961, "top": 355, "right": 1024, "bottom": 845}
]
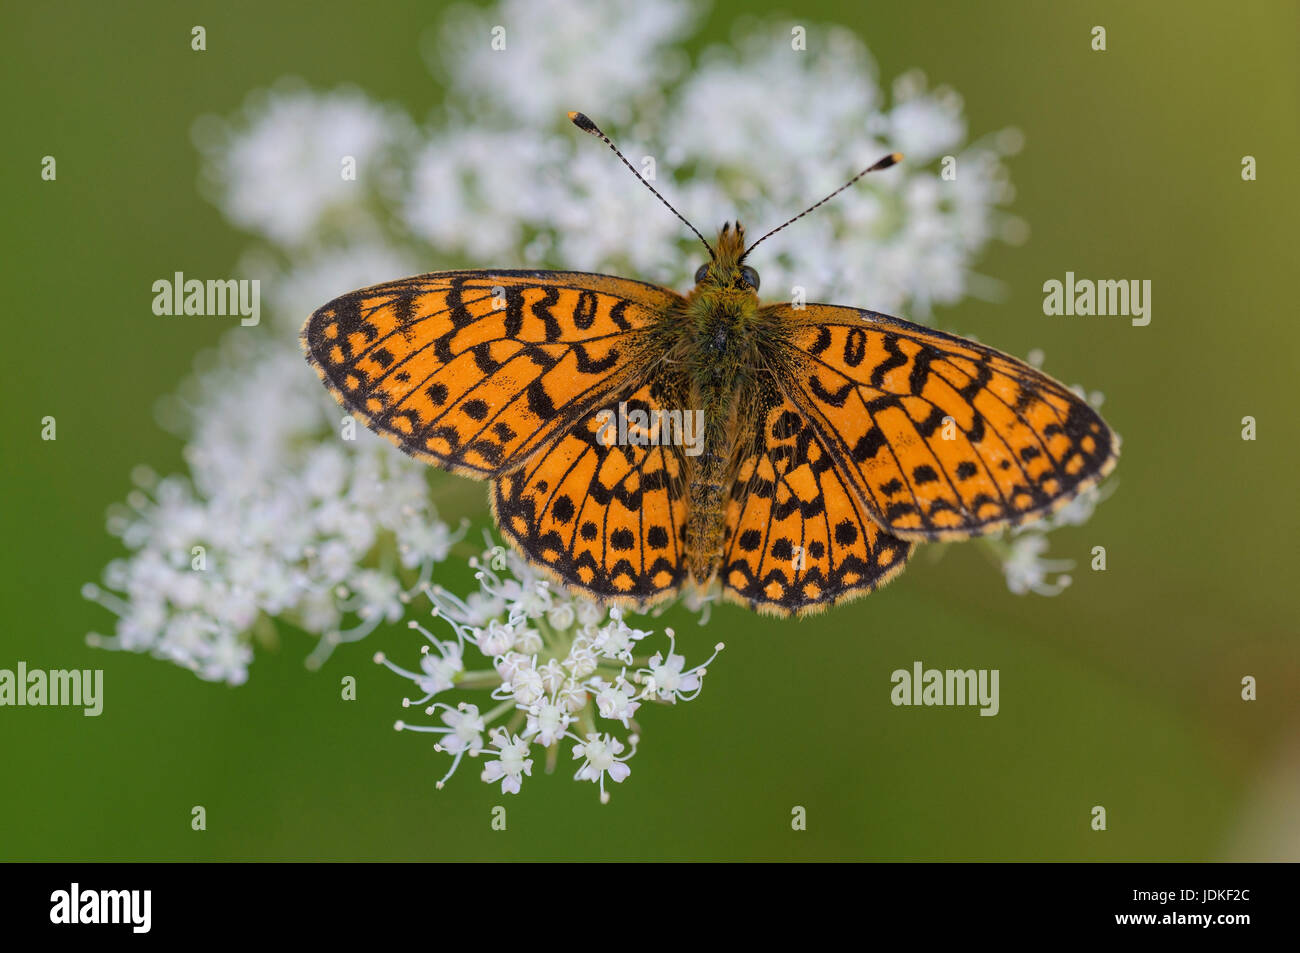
[{"left": 302, "top": 112, "right": 1117, "bottom": 616}]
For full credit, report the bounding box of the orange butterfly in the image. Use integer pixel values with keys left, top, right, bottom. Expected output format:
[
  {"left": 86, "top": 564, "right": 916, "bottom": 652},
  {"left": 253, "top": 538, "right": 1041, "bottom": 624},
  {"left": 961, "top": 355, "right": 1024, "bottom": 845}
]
[{"left": 302, "top": 113, "right": 1117, "bottom": 616}]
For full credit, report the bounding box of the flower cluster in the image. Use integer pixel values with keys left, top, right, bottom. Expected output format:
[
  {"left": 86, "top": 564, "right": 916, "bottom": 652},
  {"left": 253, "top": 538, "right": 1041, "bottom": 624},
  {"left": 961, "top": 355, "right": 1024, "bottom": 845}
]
[
  {"left": 83, "top": 335, "right": 461, "bottom": 684},
  {"left": 381, "top": 542, "right": 721, "bottom": 801}
]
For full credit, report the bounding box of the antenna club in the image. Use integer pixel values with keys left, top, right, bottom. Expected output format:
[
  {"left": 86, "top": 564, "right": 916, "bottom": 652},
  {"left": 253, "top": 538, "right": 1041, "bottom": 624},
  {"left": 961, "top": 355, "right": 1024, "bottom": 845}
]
[{"left": 568, "top": 111, "right": 598, "bottom": 134}]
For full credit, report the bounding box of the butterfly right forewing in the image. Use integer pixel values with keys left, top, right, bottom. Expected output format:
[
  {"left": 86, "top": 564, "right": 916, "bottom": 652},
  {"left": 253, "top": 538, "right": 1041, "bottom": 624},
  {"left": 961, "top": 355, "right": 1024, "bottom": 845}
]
[{"left": 768, "top": 303, "right": 1118, "bottom": 541}]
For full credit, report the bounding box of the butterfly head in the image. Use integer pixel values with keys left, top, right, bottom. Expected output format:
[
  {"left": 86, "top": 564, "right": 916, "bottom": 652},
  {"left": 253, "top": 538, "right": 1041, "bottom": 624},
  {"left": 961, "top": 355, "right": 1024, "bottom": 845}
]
[{"left": 692, "top": 222, "right": 760, "bottom": 294}]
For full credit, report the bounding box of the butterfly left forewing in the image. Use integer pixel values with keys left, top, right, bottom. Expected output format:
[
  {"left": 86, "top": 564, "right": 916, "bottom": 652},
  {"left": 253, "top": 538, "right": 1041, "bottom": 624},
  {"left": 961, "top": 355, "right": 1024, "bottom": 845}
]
[
  {"left": 768, "top": 303, "right": 1117, "bottom": 541},
  {"left": 302, "top": 270, "right": 683, "bottom": 478}
]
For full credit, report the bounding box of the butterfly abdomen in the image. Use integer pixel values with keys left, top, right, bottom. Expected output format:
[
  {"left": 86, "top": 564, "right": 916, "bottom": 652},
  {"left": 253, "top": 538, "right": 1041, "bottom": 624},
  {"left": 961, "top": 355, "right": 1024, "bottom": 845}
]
[{"left": 683, "top": 403, "right": 736, "bottom": 583}]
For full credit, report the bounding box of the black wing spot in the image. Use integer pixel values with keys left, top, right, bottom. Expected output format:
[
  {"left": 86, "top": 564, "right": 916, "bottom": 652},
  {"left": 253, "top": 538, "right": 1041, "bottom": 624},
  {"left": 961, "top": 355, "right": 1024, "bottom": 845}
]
[{"left": 552, "top": 494, "right": 575, "bottom": 524}]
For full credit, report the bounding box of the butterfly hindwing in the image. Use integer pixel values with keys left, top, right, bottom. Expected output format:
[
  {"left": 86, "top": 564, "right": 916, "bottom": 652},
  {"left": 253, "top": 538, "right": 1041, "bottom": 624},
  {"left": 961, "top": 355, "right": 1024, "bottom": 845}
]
[
  {"left": 491, "top": 380, "right": 690, "bottom": 608},
  {"left": 302, "top": 270, "right": 683, "bottom": 477},
  {"left": 720, "top": 390, "right": 913, "bottom": 615},
  {"left": 771, "top": 304, "right": 1117, "bottom": 541}
]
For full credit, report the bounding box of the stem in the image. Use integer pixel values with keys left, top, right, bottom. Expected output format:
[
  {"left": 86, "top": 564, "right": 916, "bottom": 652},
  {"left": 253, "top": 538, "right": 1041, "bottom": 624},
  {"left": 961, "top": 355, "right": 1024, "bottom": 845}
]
[
  {"left": 481, "top": 698, "right": 516, "bottom": 724},
  {"left": 456, "top": 669, "right": 505, "bottom": 690},
  {"left": 577, "top": 700, "right": 597, "bottom": 736}
]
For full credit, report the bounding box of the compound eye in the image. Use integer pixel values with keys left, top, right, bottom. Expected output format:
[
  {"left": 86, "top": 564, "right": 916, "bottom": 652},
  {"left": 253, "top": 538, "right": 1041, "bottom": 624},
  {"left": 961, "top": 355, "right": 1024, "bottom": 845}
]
[
  {"left": 694, "top": 263, "right": 710, "bottom": 284},
  {"left": 739, "top": 265, "right": 760, "bottom": 291}
]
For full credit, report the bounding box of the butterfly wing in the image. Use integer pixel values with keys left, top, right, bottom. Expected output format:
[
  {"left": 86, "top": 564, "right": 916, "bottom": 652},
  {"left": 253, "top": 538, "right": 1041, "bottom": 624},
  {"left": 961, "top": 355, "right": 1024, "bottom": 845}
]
[
  {"left": 719, "top": 387, "right": 913, "bottom": 615},
  {"left": 769, "top": 304, "right": 1118, "bottom": 541},
  {"left": 302, "top": 270, "right": 683, "bottom": 477},
  {"left": 491, "top": 380, "right": 690, "bottom": 608}
]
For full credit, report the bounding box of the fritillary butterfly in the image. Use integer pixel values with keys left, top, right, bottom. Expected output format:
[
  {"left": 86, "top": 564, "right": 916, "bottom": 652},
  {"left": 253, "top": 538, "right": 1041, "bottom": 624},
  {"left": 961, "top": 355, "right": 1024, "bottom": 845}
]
[{"left": 302, "top": 113, "right": 1117, "bottom": 615}]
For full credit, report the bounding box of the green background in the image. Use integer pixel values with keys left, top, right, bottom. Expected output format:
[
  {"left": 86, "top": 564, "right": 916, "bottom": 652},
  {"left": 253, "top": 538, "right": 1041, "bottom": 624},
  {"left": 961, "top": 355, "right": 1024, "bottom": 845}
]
[{"left": 2, "top": 1, "right": 1296, "bottom": 861}]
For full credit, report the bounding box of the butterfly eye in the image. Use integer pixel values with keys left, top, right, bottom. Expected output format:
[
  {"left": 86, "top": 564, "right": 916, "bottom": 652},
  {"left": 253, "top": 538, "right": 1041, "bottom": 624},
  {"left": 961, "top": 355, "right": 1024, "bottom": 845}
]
[
  {"left": 694, "top": 264, "right": 710, "bottom": 284},
  {"left": 739, "top": 266, "right": 760, "bottom": 291}
]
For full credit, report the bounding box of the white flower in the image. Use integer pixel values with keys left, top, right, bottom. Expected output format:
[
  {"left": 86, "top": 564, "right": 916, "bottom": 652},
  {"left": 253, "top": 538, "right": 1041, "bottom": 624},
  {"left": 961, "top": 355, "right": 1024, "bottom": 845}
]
[
  {"left": 591, "top": 676, "right": 641, "bottom": 727},
  {"left": 394, "top": 702, "right": 486, "bottom": 789},
  {"left": 538, "top": 659, "right": 568, "bottom": 695},
  {"left": 1045, "top": 488, "right": 1104, "bottom": 530},
  {"left": 475, "top": 620, "right": 517, "bottom": 656},
  {"left": 570, "top": 732, "right": 635, "bottom": 804},
  {"left": 514, "top": 627, "right": 545, "bottom": 656},
  {"left": 592, "top": 609, "right": 651, "bottom": 663},
  {"left": 546, "top": 602, "right": 577, "bottom": 632},
  {"left": 563, "top": 636, "right": 599, "bottom": 680},
  {"left": 199, "top": 631, "right": 254, "bottom": 686},
  {"left": 1002, "top": 534, "right": 1074, "bottom": 597},
  {"left": 481, "top": 730, "right": 534, "bottom": 795},
  {"left": 513, "top": 582, "right": 553, "bottom": 620},
  {"left": 373, "top": 618, "right": 468, "bottom": 703},
  {"left": 504, "top": 662, "right": 545, "bottom": 707},
  {"left": 557, "top": 678, "right": 589, "bottom": 715},
  {"left": 575, "top": 602, "right": 605, "bottom": 628},
  {"left": 416, "top": 644, "right": 464, "bottom": 696},
  {"left": 637, "top": 634, "right": 724, "bottom": 703},
  {"left": 436, "top": 704, "right": 486, "bottom": 756},
  {"left": 521, "top": 696, "right": 572, "bottom": 747},
  {"left": 346, "top": 570, "right": 405, "bottom": 627}
]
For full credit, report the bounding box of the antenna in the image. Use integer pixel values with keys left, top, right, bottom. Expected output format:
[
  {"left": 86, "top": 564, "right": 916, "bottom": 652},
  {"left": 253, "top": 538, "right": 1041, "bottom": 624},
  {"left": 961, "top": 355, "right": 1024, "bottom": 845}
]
[
  {"left": 568, "top": 111, "right": 715, "bottom": 259},
  {"left": 744, "top": 152, "right": 902, "bottom": 257}
]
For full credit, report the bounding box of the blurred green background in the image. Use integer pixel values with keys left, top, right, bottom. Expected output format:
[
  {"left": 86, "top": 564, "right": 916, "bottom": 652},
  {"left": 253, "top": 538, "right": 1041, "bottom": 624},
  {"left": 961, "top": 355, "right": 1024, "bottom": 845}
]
[{"left": 2, "top": 0, "right": 1297, "bottom": 861}]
